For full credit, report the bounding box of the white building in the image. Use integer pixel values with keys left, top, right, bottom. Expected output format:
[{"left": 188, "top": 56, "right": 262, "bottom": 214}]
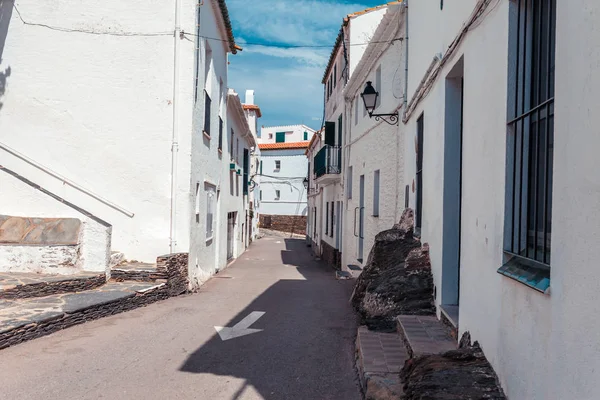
[
  {"left": 307, "top": 2, "right": 400, "bottom": 269},
  {"left": 257, "top": 125, "right": 315, "bottom": 232},
  {"left": 0, "top": 0, "right": 254, "bottom": 289},
  {"left": 242, "top": 90, "right": 262, "bottom": 241}
]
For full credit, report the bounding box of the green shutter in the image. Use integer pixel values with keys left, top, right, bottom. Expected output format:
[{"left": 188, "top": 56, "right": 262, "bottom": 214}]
[
  {"left": 276, "top": 132, "right": 285, "bottom": 143},
  {"left": 304, "top": 131, "right": 308, "bottom": 141},
  {"left": 324, "top": 122, "right": 335, "bottom": 146}
]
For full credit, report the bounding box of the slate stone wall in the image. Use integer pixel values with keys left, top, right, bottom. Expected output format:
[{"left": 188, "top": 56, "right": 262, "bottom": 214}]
[
  {"left": 0, "top": 275, "right": 106, "bottom": 300},
  {"left": 157, "top": 252, "right": 189, "bottom": 295},
  {"left": 259, "top": 214, "right": 306, "bottom": 235}
]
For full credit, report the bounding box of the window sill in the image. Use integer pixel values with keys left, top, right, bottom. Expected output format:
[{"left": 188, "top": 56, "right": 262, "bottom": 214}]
[
  {"left": 203, "top": 131, "right": 211, "bottom": 140},
  {"left": 497, "top": 254, "right": 550, "bottom": 294}
]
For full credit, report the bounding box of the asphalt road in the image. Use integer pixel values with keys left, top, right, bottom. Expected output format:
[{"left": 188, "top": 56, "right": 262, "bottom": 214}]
[{"left": 0, "top": 235, "right": 361, "bottom": 400}]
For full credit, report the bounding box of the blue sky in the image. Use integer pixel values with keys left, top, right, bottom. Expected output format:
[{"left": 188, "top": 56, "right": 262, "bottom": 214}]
[{"left": 226, "top": 0, "right": 387, "bottom": 131}]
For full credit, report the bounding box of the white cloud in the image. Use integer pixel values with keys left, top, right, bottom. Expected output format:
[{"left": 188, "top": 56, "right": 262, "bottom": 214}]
[{"left": 244, "top": 45, "right": 329, "bottom": 67}]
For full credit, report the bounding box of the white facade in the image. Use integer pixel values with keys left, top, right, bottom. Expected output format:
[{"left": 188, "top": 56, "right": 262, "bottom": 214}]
[
  {"left": 0, "top": 0, "right": 256, "bottom": 288},
  {"left": 307, "top": 2, "right": 398, "bottom": 266},
  {"left": 401, "top": 0, "right": 600, "bottom": 399},
  {"left": 243, "top": 90, "right": 262, "bottom": 241},
  {"left": 258, "top": 147, "right": 309, "bottom": 217},
  {"left": 259, "top": 124, "right": 315, "bottom": 144}
]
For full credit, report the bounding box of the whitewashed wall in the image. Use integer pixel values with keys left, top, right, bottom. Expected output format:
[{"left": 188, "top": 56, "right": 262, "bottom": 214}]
[
  {"left": 0, "top": 0, "right": 177, "bottom": 264},
  {"left": 259, "top": 125, "right": 314, "bottom": 143},
  {"left": 404, "top": 1, "right": 600, "bottom": 399},
  {"left": 259, "top": 149, "right": 308, "bottom": 216}
]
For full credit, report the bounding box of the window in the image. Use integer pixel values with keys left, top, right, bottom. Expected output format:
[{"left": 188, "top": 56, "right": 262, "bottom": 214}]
[
  {"left": 330, "top": 202, "right": 334, "bottom": 238},
  {"left": 275, "top": 190, "right": 280, "bottom": 200},
  {"left": 416, "top": 114, "right": 424, "bottom": 231},
  {"left": 274, "top": 160, "right": 281, "bottom": 171},
  {"left": 203, "top": 91, "right": 211, "bottom": 136},
  {"left": 325, "top": 202, "right": 329, "bottom": 235},
  {"left": 503, "top": 0, "right": 556, "bottom": 268},
  {"left": 206, "top": 184, "right": 216, "bottom": 240},
  {"left": 347, "top": 166, "right": 353, "bottom": 199},
  {"left": 304, "top": 131, "right": 308, "bottom": 141},
  {"left": 268, "top": 133, "right": 273, "bottom": 139},
  {"left": 375, "top": 65, "right": 382, "bottom": 109},
  {"left": 373, "top": 170, "right": 380, "bottom": 217},
  {"left": 275, "top": 132, "right": 285, "bottom": 143},
  {"left": 243, "top": 148, "right": 249, "bottom": 195},
  {"left": 218, "top": 117, "right": 223, "bottom": 152},
  {"left": 260, "top": 160, "right": 263, "bottom": 175},
  {"left": 230, "top": 129, "right": 234, "bottom": 159},
  {"left": 334, "top": 63, "right": 337, "bottom": 88},
  {"left": 259, "top": 190, "right": 262, "bottom": 201},
  {"left": 355, "top": 97, "right": 359, "bottom": 125}
]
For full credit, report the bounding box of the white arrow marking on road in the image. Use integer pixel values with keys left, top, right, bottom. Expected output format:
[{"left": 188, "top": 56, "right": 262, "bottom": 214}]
[{"left": 214, "top": 311, "right": 266, "bottom": 341}]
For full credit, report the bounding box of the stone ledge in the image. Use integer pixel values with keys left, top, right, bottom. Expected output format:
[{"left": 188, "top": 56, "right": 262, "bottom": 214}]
[
  {"left": 0, "top": 272, "right": 106, "bottom": 299},
  {"left": 396, "top": 315, "right": 456, "bottom": 358},
  {"left": 0, "top": 282, "right": 172, "bottom": 350},
  {"left": 356, "top": 326, "right": 408, "bottom": 400}
]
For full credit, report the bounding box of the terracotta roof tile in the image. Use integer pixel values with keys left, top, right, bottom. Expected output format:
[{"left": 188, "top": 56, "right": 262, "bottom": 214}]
[
  {"left": 243, "top": 104, "right": 262, "bottom": 118},
  {"left": 216, "top": 0, "right": 240, "bottom": 54},
  {"left": 258, "top": 142, "right": 310, "bottom": 150}
]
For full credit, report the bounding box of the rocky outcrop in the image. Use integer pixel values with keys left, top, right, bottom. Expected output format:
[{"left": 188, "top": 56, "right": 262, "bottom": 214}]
[
  {"left": 400, "top": 335, "right": 506, "bottom": 400},
  {"left": 351, "top": 209, "right": 435, "bottom": 323}
]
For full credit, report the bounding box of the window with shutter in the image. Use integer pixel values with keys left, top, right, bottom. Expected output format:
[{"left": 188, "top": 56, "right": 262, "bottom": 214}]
[
  {"left": 324, "top": 122, "right": 335, "bottom": 146},
  {"left": 204, "top": 91, "right": 211, "bottom": 136},
  {"left": 276, "top": 132, "right": 285, "bottom": 143}
]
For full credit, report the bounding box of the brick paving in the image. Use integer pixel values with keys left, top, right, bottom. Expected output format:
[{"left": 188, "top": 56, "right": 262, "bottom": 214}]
[{"left": 397, "top": 315, "right": 456, "bottom": 357}]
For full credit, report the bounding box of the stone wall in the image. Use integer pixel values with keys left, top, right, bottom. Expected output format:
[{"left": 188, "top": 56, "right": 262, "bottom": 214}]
[
  {"left": 0, "top": 274, "right": 106, "bottom": 300},
  {"left": 156, "top": 252, "right": 189, "bottom": 295},
  {"left": 320, "top": 240, "right": 341, "bottom": 270},
  {"left": 260, "top": 214, "right": 306, "bottom": 235}
]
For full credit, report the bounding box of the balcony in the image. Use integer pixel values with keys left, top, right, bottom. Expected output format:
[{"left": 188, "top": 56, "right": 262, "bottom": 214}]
[{"left": 314, "top": 145, "right": 341, "bottom": 185}]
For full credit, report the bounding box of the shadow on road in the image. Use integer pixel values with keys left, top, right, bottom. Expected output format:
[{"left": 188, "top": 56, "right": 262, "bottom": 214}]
[{"left": 179, "top": 239, "right": 359, "bottom": 400}]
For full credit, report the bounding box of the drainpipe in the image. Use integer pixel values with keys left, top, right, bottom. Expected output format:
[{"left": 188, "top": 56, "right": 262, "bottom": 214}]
[
  {"left": 402, "top": 0, "right": 409, "bottom": 120},
  {"left": 170, "top": 0, "right": 182, "bottom": 253}
]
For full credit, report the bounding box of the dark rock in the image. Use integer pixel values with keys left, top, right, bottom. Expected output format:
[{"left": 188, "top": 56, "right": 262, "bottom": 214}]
[
  {"left": 400, "top": 343, "right": 506, "bottom": 400},
  {"left": 0, "top": 275, "right": 106, "bottom": 300},
  {"left": 351, "top": 209, "right": 435, "bottom": 323}
]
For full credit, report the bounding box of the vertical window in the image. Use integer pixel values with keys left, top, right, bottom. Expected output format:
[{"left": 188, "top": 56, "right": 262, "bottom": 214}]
[
  {"left": 203, "top": 91, "right": 211, "bottom": 136},
  {"left": 347, "top": 166, "right": 353, "bottom": 199},
  {"left": 259, "top": 190, "right": 262, "bottom": 201},
  {"left": 355, "top": 97, "right": 359, "bottom": 125},
  {"left": 206, "top": 184, "right": 216, "bottom": 240},
  {"left": 260, "top": 160, "right": 263, "bottom": 175},
  {"left": 276, "top": 132, "right": 285, "bottom": 143},
  {"left": 268, "top": 133, "right": 273, "bottom": 140},
  {"left": 275, "top": 190, "right": 280, "bottom": 200},
  {"left": 330, "top": 202, "right": 334, "bottom": 238},
  {"left": 334, "top": 63, "right": 337, "bottom": 88},
  {"left": 416, "top": 114, "right": 424, "bottom": 231},
  {"left": 373, "top": 170, "right": 380, "bottom": 217},
  {"left": 230, "top": 129, "right": 234, "bottom": 159},
  {"left": 304, "top": 131, "right": 308, "bottom": 141},
  {"left": 375, "top": 65, "right": 382, "bottom": 109},
  {"left": 274, "top": 160, "right": 281, "bottom": 170},
  {"left": 505, "top": 0, "right": 555, "bottom": 266},
  {"left": 243, "top": 149, "right": 249, "bottom": 195},
  {"left": 218, "top": 117, "right": 223, "bottom": 151},
  {"left": 325, "top": 202, "right": 329, "bottom": 235}
]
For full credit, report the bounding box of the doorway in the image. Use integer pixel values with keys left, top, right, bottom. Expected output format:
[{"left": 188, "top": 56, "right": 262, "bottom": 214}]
[
  {"left": 441, "top": 57, "right": 464, "bottom": 325},
  {"left": 227, "top": 212, "right": 236, "bottom": 261},
  {"left": 358, "top": 175, "right": 365, "bottom": 262}
]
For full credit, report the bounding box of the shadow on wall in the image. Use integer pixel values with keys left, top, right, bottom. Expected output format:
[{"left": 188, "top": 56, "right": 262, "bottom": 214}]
[
  {"left": 179, "top": 238, "right": 358, "bottom": 400},
  {"left": 0, "top": 0, "right": 14, "bottom": 111}
]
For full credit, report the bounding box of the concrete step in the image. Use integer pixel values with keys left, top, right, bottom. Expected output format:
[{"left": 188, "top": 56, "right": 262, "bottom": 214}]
[
  {"left": 110, "top": 261, "right": 167, "bottom": 283},
  {"left": 0, "top": 281, "right": 168, "bottom": 350},
  {"left": 396, "top": 315, "right": 456, "bottom": 358},
  {"left": 0, "top": 271, "right": 106, "bottom": 300},
  {"left": 355, "top": 326, "right": 408, "bottom": 399}
]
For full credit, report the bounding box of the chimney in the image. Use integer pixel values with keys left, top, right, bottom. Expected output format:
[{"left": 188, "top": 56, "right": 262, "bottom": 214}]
[{"left": 245, "top": 90, "right": 255, "bottom": 105}]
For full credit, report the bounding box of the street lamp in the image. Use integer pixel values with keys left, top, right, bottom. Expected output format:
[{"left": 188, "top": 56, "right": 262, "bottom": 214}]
[
  {"left": 360, "top": 81, "right": 399, "bottom": 125},
  {"left": 303, "top": 177, "right": 309, "bottom": 189}
]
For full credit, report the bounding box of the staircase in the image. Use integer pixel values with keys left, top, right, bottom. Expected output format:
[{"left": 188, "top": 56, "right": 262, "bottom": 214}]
[{"left": 0, "top": 253, "right": 189, "bottom": 350}]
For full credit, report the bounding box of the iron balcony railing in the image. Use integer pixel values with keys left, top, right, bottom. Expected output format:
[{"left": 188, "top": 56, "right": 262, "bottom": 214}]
[{"left": 314, "top": 145, "right": 341, "bottom": 178}]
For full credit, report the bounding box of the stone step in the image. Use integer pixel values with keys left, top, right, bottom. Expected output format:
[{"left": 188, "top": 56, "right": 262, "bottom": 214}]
[
  {"left": 0, "top": 281, "right": 168, "bottom": 350},
  {"left": 0, "top": 271, "right": 106, "bottom": 300},
  {"left": 355, "top": 326, "right": 408, "bottom": 399},
  {"left": 110, "top": 261, "right": 167, "bottom": 282},
  {"left": 396, "top": 315, "right": 456, "bottom": 358}
]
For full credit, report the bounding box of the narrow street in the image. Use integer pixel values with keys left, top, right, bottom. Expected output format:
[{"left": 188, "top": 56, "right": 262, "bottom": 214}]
[{"left": 0, "top": 236, "right": 361, "bottom": 400}]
